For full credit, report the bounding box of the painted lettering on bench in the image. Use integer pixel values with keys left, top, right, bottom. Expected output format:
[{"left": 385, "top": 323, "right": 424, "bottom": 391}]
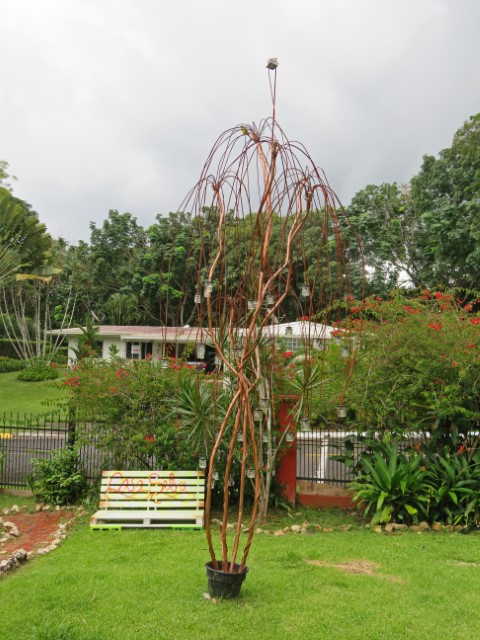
[
  {"left": 148, "top": 472, "right": 186, "bottom": 502},
  {"left": 105, "top": 470, "right": 187, "bottom": 503},
  {"left": 106, "top": 471, "right": 144, "bottom": 495}
]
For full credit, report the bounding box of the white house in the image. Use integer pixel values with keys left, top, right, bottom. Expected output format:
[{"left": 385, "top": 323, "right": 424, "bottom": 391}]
[
  {"left": 50, "top": 321, "right": 337, "bottom": 366},
  {"left": 49, "top": 325, "right": 212, "bottom": 364}
]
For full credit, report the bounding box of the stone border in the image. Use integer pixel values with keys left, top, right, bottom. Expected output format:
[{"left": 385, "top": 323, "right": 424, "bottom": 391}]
[{"left": 0, "top": 507, "right": 80, "bottom": 577}]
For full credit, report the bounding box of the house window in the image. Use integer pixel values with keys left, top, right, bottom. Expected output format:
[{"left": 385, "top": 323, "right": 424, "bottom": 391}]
[
  {"left": 283, "top": 338, "right": 302, "bottom": 351},
  {"left": 126, "top": 342, "right": 153, "bottom": 360}
]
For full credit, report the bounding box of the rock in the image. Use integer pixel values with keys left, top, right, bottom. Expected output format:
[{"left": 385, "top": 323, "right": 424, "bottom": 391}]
[
  {"left": 55, "top": 505, "right": 61, "bottom": 511},
  {"left": 373, "top": 526, "right": 383, "bottom": 534},
  {"left": 211, "top": 518, "right": 222, "bottom": 526},
  {"left": 35, "top": 504, "right": 43, "bottom": 512},
  {"left": 283, "top": 527, "right": 290, "bottom": 533},
  {"left": 313, "top": 524, "right": 322, "bottom": 531},
  {"left": 3, "top": 522, "right": 19, "bottom": 537},
  {"left": 12, "top": 549, "right": 28, "bottom": 564},
  {"left": 290, "top": 524, "right": 301, "bottom": 533},
  {"left": 323, "top": 527, "right": 333, "bottom": 533},
  {"left": 273, "top": 530, "right": 284, "bottom": 536},
  {"left": 43, "top": 505, "right": 51, "bottom": 511},
  {"left": 2, "top": 508, "right": 10, "bottom": 516},
  {"left": 341, "top": 524, "right": 352, "bottom": 532},
  {"left": 226, "top": 523, "right": 234, "bottom": 531},
  {"left": 392, "top": 523, "right": 407, "bottom": 531},
  {"left": 418, "top": 521, "right": 430, "bottom": 531},
  {"left": 300, "top": 527, "right": 308, "bottom": 535},
  {"left": 409, "top": 525, "right": 423, "bottom": 533},
  {"left": 384, "top": 523, "right": 394, "bottom": 533},
  {"left": 10, "top": 505, "right": 20, "bottom": 514},
  {"left": 302, "top": 521, "right": 309, "bottom": 528},
  {"left": 432, "top": 522, "right": 444, "bottom": 532}
]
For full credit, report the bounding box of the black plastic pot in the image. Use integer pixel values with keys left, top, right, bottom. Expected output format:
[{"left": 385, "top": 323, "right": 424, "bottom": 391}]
[{"left": 205, "top": 561, "right": 249, "bottom": 599}]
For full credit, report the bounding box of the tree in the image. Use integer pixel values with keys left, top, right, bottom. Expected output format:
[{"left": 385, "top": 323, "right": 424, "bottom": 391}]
[
  {"left": 0, "top": 187, "right": 53, "bottom": 282},
  {"left": 411, "top": 114, "right": 480, "bottom": 290},
  {"left": 347, "top": 113, "right": 480, "bottom": 292},
  {"left": 347, "top": 183, "right": 425, "bottom": 291}
]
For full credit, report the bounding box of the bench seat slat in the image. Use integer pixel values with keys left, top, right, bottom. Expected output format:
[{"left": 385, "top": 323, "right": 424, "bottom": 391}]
[{"left": 99, "top": 500, "right": 204, "bottom": 509}]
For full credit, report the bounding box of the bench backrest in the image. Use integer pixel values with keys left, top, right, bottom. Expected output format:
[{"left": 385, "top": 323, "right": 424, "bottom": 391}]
[{"left": 99, "top": 470, "right": 205, "bottom": 511}]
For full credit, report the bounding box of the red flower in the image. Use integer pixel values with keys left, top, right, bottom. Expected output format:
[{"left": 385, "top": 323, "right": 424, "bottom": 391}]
[
  {"left": 346, "top": 294, "right": 354, "bottom": 302},
  {"left": 145, "top": 435, "right": 155, "bottom": 444},
  {"left": 451, "top": 361, "right": 458, "bottom": 368},
  {"left": 464, "top": 304, "right": 473, "bottom": 312},
  {"left": 427, "top": 323, "right": 442, "bottom": 331},
  {"left": 404, "top": 306, "right": 420, "bottom": 314},
  {"left": 434, "top": 378, "right": 439, "bottom": 385},
  {"left": 281, "top": 351, "right": 294, "bottom": 358},
  {"left": 351, "top": 306, "right": 361, "bottom": 313},
  {"left": 435, "top": 292, "right": 443, "bottom": 300},
  {"left": 375, "top": 297, "right": 383, "bottom": 301},
  {"left": 470, "top": 318, "right": 480, "bottom": 326}
]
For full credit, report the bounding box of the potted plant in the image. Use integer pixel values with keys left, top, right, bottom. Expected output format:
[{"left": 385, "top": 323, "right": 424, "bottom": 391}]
[{"left": 170, "top": 61, "right": 353, "bottom": 597}]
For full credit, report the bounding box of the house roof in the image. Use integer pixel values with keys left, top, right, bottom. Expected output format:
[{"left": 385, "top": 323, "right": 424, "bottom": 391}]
[
  {"left": 48, "top": 325, "right": 209, "bottom": 342},
  {"left": 49, "top": 321, "right": 335, "bottom": 342}
]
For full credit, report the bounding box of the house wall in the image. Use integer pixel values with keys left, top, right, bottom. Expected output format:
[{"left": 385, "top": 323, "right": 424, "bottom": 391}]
[
  {"left": 101, "top": 338, "right": 126, "bottom": 361},
  {"left": 67, "top": 338, "right": 78, "bottom": 364}
]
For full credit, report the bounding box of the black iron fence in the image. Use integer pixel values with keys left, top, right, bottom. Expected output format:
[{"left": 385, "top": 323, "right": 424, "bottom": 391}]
[
  {"left": 0, "top": 413, "right": 118, "bottom": 489},
  {"left": 0, "top": 413, "right": 440, "bottom": 490},
  {"left": 296, "top": 430, "right": 359, "bottom": 487}
]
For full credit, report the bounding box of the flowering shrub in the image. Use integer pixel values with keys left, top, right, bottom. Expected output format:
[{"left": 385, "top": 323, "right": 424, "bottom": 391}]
[
  {"left": 65, "top": 359, "right": 199, "bottom": 470},
  {"left": 331, "top": 291, "right": 480, "bottom": 434}
]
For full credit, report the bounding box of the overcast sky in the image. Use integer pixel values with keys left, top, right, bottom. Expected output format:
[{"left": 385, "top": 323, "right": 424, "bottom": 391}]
[{"left": 1, "top": 0, "right": 479, "bottom": 243}]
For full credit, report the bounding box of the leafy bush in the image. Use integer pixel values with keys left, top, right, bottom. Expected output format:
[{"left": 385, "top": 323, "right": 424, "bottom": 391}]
[
  {"left": 337, "top": 432, "right": 480, "bottom": 527},
  {"left": 30, "top": 448, "right": 88, "bottom": 505},
  {"left": 421, "top": 435, "right": 480, "bottom": 527},
  {"left": 17, "top": 365, "right": 60, "bottom": 382},
  {"left": 0, "top": 356, "right": 25, "bottom": 373},
  {"left": 349, "top": 440, "right": 431, "bottom": 525}
]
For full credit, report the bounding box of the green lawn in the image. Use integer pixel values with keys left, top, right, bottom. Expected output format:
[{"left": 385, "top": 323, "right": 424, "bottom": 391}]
[
  {"left": 0, "top": 371, "right": 67, "bottom": 417},
  {"left": 1, "top": 505, "right": 479, "bottom": 640}
]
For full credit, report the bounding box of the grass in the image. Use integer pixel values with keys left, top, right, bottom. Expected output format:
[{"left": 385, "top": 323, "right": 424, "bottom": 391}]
[
  {"left": 0, "top": 371, "right": 67, "bottom": 417},
  {"left": 1, "top": 502, "right": 480, "bottom": 640}
]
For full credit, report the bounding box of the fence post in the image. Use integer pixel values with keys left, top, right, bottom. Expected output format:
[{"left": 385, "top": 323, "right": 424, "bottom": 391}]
[{"left": 67, "top": 408, "right": 76, "bottom": 448}]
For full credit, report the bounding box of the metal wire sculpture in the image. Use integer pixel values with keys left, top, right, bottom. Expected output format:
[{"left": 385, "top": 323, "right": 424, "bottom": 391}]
[{"left": 165, "top": 62, "right": 358, "bottom": 574}]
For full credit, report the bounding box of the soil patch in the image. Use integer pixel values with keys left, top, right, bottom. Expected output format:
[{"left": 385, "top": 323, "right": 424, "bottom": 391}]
[
  {"left": 305, "top": 558, "right": 405, "bottom": 583},
  {"left": 1, "top": 511, "right": 73, "bottom": 555}
]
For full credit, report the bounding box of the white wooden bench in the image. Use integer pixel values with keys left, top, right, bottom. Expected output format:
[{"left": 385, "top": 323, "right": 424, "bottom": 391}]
[{"left": 90, "top": 470, "right": 205, "bottom": 530}]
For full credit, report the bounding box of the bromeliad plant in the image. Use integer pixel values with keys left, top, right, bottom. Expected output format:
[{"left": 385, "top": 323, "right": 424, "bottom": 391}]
[{"left": 348, "top": 439, "right": 431, "bottom": 525}]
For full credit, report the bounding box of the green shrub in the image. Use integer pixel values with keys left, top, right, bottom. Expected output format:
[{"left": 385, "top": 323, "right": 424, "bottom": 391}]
[
  {"left": 349, "top": 440, "right": 431, "bottom": 525},
  {"left": 0, "top": 356, "right": 25, "bottom": 373},
  {"left": 423, "top": 446, "right": 480, "bottom": 527},
  {"left": 17, "top": 366, "right": 60, "bottom": 382},
  {"left": 30, "top": 448, "right": 88, "bottom": 505}
]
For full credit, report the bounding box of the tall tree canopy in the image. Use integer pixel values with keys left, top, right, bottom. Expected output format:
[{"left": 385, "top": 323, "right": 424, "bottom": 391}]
[
  {"left": 0, "top": 186, "right": 53, "bottom": 282},
  {"left": 348, "top": 113, "right": 480, "bottom": 292}
]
